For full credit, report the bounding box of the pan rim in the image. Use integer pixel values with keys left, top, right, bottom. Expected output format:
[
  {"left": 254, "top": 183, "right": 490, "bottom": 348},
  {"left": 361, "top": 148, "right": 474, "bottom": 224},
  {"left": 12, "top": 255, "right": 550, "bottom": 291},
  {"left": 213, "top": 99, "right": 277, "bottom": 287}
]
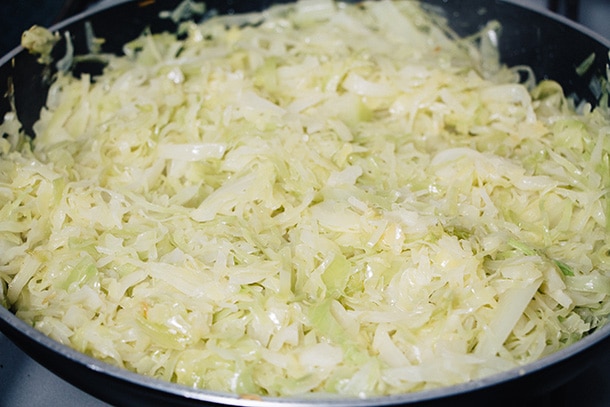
[
  {"left": 1, "top": 0, "right": 609, "bottom": 405},
  {"left": 2, "top": 303, "right": 610, "bottom": 406}
]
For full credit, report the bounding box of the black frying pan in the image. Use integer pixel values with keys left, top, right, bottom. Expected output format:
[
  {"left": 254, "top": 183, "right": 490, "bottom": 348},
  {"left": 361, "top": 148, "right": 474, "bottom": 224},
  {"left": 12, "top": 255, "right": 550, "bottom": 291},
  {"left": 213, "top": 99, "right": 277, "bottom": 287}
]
[{"left": 1, "top": 1, "right": 609, "bottom": 406}]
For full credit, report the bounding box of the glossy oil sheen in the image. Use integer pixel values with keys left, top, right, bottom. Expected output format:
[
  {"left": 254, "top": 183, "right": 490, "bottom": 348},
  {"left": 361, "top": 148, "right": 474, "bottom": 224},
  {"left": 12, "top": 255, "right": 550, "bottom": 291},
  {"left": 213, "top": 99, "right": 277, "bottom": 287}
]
[{"left": 0, "top": 1, "right": 609, "bottom": 406}]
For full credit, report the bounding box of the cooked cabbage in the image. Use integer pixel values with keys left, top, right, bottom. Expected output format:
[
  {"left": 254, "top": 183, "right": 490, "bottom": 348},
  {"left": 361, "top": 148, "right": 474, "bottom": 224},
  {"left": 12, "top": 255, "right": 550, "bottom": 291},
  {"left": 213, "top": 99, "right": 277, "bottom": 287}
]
[{"left": 2, "top": 0, "right": 610, "bottom": 398}]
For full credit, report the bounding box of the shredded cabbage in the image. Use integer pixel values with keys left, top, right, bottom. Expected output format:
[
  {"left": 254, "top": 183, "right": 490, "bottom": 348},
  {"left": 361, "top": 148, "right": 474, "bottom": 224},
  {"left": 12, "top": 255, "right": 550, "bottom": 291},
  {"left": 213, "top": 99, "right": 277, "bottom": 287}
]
[
  {"left": 20, "top": 25, "right": 60, "bottom": 64},
  {"left": 2, "top": 0, "right": 610, "bottom": 398}
]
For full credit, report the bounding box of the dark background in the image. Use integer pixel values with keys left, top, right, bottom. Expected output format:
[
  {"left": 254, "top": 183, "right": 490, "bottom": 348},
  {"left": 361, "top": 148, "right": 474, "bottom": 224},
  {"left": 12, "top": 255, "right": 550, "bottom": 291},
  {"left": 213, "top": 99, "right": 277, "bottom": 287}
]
[
  {"left": 0, "top": 0, "right": 97, "bottom": 57},
  {"left": 0, "top": 0, "right": 609, "bottom": 406},
  {"left": 0, "top": 0, "right": 608, "bottom": 59}
]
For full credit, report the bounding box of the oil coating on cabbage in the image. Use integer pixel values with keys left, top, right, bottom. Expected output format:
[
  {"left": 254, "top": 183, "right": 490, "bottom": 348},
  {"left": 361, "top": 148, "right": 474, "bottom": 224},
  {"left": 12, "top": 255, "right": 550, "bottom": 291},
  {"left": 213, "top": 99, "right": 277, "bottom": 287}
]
[{"left": 1, "top": 0, "right": 610, "bottom": 398}]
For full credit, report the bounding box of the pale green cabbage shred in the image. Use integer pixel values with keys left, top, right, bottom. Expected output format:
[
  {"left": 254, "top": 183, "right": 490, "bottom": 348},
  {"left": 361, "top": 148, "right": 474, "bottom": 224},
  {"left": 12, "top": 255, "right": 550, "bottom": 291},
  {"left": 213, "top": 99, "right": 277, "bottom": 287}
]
[{"left": 2, "top": 0, "right": 610, "bottom": 398}]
